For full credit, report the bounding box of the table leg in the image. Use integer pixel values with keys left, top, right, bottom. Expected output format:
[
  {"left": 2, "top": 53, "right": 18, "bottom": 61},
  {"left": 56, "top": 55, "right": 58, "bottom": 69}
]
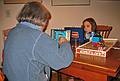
[{"left": 57, "top": 72, "right": 62, "bottom": 81}]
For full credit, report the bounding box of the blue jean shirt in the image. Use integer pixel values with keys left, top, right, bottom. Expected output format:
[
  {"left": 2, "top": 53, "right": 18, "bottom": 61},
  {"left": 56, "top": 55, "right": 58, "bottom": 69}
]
[{"left": 3, "top": 22, "right": 73, "bottom": 81}]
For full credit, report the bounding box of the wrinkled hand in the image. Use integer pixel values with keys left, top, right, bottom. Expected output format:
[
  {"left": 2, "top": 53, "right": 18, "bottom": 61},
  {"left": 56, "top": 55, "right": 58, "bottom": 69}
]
[{"left": 58, "top": 37, "right": 68, "bottom": 46}]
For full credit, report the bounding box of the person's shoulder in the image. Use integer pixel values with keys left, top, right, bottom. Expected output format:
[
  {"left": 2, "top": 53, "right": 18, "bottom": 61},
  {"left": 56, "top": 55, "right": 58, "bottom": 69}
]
[{"left": 41, "top": 32, "right": 51, "bottom": 39}]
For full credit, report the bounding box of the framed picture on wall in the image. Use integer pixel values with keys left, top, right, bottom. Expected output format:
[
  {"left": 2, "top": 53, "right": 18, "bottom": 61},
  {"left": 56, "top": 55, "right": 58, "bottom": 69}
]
[
  {"left": 51, "top": 0, "right": 90, "bottom": 6},
  {"left": 4, "top": 0, "right": 42, "bottom": 4}
]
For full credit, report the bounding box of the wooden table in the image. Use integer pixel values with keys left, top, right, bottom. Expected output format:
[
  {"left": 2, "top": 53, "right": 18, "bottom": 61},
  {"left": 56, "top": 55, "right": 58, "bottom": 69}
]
[{"left": 59, "top": 42, "right": 120, "bottom": 81}]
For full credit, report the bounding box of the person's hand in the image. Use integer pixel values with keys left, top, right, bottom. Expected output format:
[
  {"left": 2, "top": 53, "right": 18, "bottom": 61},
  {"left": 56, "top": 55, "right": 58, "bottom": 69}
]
[{"left": 58, "top": 37, "right": 68, "bottom": 46}]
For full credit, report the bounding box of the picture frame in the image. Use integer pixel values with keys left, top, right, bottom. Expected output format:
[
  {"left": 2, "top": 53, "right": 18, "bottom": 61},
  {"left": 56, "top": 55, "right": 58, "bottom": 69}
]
[
  {"left": 4, "top": 0, "right": 42, "bottom": 4},
  {"left": 51, "top": 0, "right": 90, "bottom": 6}
]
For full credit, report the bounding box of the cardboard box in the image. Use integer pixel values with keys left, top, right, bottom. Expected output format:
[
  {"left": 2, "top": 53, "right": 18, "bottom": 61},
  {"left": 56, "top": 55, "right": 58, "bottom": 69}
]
[{"left": 76, "top": 38, "right": 118, "bottom": 57}]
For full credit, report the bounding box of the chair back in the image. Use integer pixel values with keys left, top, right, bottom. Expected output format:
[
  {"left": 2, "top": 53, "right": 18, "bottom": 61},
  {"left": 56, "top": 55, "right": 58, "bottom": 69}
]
[{"left": 96, "top": 25, "right": 112, "bottom": 38}]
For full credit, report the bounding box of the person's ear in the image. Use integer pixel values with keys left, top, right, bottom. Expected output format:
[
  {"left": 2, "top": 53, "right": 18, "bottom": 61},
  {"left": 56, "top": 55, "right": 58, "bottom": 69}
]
[{"left": 41, "top": 20, "right": 49, "bottom": 32}]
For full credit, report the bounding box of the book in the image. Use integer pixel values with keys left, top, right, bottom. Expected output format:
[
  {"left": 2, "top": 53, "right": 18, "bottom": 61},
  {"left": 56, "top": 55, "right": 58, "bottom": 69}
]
[
  {"left": 51, "top": 28, "right": 71, "bottom": 46},
  {"left": 64, "top": 27, "right": 84, "bottom": 45}
]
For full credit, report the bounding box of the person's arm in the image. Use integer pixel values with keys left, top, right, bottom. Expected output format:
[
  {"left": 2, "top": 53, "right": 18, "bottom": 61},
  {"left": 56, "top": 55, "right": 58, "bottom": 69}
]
[{"left": 34, "top": 33, "right": 73, "bottom": 70}]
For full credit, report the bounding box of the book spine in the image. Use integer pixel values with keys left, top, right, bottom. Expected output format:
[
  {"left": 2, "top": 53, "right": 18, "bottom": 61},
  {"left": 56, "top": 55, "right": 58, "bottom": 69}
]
[
  {"left": 66, "top": 30, "right": 71, "bottom": 41},
  {"left": 51, "top": 29, "right": 54, "bottom": 39}
]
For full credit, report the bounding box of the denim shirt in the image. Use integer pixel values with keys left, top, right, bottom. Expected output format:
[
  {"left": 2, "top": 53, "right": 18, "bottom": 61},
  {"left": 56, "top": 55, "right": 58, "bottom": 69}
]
[{"left": 3, "top": 22, "right": 73, "bottom": 81}]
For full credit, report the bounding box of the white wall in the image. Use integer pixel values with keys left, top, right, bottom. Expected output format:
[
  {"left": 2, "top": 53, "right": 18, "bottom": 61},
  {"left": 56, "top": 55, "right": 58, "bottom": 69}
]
[{"left": 0, "top": 0, "right": 120, "bottom": 63}]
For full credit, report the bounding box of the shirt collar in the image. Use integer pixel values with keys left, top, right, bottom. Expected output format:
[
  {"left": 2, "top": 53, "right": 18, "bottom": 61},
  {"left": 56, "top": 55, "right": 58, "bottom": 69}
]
[{"left": 20, "top": 21, "right": 42, "bottom": 30}]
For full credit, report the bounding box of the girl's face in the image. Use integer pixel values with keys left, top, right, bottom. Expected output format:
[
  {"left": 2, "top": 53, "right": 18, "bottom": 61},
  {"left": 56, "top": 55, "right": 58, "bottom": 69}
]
[{"left": 83, "top": 21, "right": 92, "bottom": 33}]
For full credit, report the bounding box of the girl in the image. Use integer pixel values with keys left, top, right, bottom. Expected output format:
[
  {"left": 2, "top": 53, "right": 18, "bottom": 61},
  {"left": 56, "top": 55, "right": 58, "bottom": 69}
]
[{"left": 82, "top": 17, "right": 97, "bottom": 42}]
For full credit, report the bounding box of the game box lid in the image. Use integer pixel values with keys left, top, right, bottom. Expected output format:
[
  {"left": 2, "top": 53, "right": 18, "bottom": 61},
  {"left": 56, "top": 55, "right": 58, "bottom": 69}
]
[{"left": 76, "top": 38, "right": 118, "bottom": 57}]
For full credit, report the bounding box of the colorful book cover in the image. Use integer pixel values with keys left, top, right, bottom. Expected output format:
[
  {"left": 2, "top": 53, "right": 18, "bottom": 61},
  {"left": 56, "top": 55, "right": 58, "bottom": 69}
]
[
  {"left": 51, "top": 28, "right": 71, "bottom": 46},
  {"left": 64, "top": 27, "right": 85, "bottom": 44}
]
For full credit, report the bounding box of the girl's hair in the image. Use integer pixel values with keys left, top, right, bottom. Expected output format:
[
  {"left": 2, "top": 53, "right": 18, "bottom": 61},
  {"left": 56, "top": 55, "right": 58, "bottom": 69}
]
[
  {"left": 82, "top": 18, "right": 97, "bottom": 32},
  {"left": 17, "top": 1, "right": 51, "bottom": 26}
]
